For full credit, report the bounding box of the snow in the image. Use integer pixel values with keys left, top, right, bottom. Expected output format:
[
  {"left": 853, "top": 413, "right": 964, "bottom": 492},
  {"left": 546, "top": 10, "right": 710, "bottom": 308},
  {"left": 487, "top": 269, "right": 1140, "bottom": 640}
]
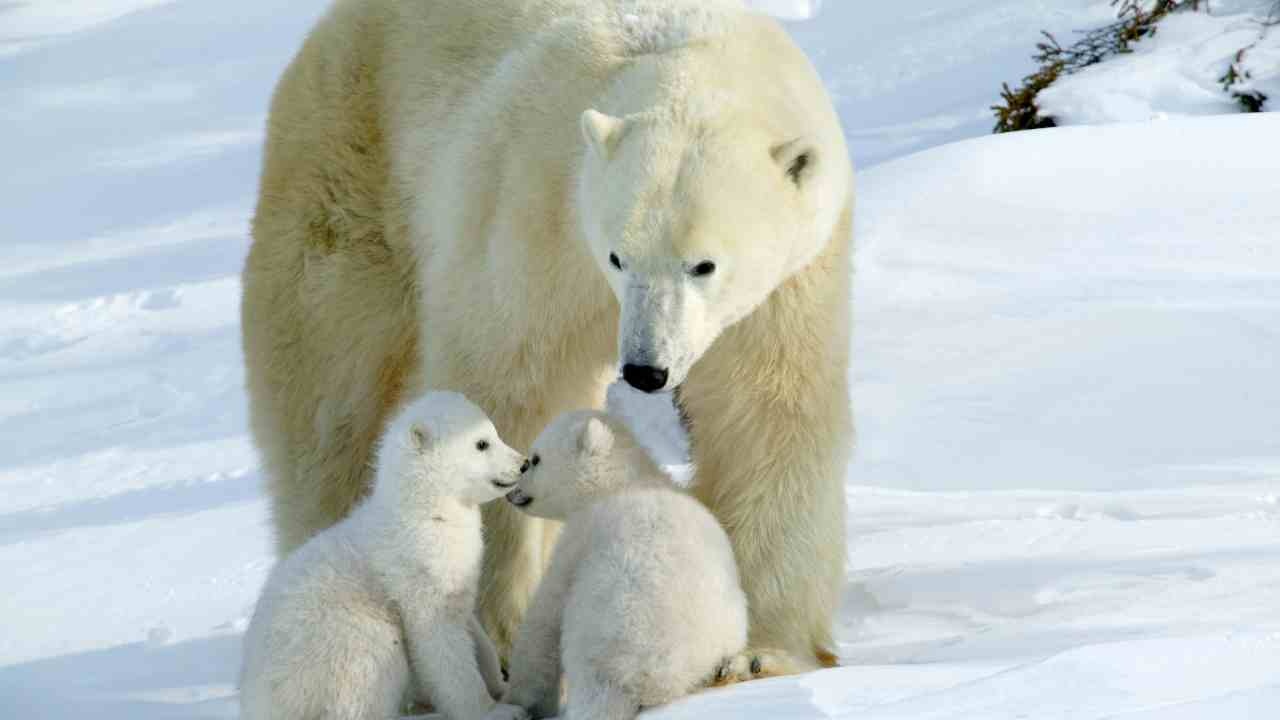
[
  {"left": 1, "top": 1, "right": 1278, "bottom": 719},
  {"left": 783, "top": 0, "right": 1122, "bottom": 165},
  {"left": 658, "top": 482, "right": 1280, "bottom": 719},
  {"left": 850, "top": 114, "right": 1280, "bottom": 491},
  {"left": 0, "top": 0, "right": 176, "bottom": 57},
  {"left": 745, "top": 0, "right": 823, "bottom": 21},
  {"left": 1039, "top": 0, "right": 1280, "bottom": 124}
]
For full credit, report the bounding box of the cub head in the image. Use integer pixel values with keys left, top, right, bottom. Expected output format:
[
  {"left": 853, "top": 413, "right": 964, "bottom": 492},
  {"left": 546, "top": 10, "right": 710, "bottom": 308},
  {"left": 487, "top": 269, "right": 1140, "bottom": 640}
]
[
  {"left": 505, "top": 410, "right": 658, "bottom": 520},
  {"left": 575, "top": 89, "right": 848, "bottom": 393},
  {"left": 377, "top": 391, "right": 524, "bottom": 506}
]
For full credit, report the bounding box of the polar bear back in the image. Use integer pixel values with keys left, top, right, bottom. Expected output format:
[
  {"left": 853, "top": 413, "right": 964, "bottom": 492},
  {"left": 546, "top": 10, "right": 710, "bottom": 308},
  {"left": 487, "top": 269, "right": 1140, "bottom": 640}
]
[
  {"left": 560, "top": 486, "right": 748, "bottom": 704},
  {"left": 239, "top": 522, "right": 410, "bottom": 719}
]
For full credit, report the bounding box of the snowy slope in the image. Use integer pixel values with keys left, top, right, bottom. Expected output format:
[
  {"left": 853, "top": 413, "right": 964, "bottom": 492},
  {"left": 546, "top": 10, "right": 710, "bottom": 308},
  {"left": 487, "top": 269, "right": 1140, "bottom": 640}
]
[
  {"left": 1039, "top": 0, "right": 1280, "bottom": 124},
  {"left": 2, "top": 1, "right": 1279, "bottom": 719},
  {"left": 849, "top": 114, "right": 1280, "bottom": 491},
  {"left": 785, "top": 0, "right": 1121, "bottom": 165}
]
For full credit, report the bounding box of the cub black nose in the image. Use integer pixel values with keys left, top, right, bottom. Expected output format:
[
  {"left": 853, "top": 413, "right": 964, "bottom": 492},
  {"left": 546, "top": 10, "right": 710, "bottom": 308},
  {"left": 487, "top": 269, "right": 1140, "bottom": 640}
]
[
  {"left": 622, "top": 364, "right": 669, "bottom": 393},
  {"left": 520, "top": 459, "right": 530, "bottom": 473}
]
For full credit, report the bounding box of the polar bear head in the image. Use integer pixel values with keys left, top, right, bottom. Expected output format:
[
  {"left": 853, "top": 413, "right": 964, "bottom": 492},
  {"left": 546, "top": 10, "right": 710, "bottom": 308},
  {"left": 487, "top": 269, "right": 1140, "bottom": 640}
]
[
  {"left": 375, "top": 391, "right": 525, "bottom": 506},
  {"left": 504, "top": 410, "right": 661, "bottom": 520},
  {"left": 575, "top": 45, "right": 850, "bottom": 394}
]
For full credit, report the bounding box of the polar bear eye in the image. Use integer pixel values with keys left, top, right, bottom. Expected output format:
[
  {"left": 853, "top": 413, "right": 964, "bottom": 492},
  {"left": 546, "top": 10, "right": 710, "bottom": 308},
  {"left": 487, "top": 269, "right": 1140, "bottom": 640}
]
[
  {"left": 476, "top": 439, "right": 489, "bottom": 452},
  {"left": 690, "top": 261, "right": 716, "bottom": 277},
  {"left": 609, "top": 252, "right": 624, "bottom": 271},
  {"left": 531, "top": 454, "right": 540, "bottom": 466},
  {"left": 787, "top": 152, "right": 811, "bottom": 185}
]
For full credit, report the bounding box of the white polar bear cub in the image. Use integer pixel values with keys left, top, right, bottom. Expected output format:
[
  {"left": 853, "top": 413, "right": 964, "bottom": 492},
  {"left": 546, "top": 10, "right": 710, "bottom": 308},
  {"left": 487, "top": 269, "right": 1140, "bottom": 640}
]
[
  {"left": 240, "top": 391, "right": 530, "bottom": 720},
  {"left": 499, "top": 411, "right": 748, "bottom": 720}
]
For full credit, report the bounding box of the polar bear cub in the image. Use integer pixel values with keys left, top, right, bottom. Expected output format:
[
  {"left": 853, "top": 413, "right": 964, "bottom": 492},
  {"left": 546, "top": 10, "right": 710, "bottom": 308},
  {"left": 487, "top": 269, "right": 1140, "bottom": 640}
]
[
  {"left": 499, "top": 411, "right": 748, "bottom": 720},
  {"left": 240, "top": 391, "right": 530, "bottom": 720}
]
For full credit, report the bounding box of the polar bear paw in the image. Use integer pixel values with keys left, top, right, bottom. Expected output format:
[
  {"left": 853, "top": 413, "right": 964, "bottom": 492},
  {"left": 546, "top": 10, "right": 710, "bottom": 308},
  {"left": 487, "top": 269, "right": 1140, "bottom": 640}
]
[
  {"left": 711, "top": 648, "right": 805, "bottom": 686},
  {"left": 483, "top": 702, "right": 530, "bottom": 720}
]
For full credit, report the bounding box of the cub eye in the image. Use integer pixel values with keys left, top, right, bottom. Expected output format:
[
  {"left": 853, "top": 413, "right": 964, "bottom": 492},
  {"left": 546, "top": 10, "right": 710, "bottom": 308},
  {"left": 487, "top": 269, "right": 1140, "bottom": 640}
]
[
  {"left": 531, "top": 454, "right": 541, "bottom": 466},
  {"left": 476, "top": 440, "right": 489, "bottom": 452},
  {"left": 690, "top": 261, "right": 716, "bottom": 277},
  {"left": 609, "top": 252, "right": 623, "bottom": 270}
]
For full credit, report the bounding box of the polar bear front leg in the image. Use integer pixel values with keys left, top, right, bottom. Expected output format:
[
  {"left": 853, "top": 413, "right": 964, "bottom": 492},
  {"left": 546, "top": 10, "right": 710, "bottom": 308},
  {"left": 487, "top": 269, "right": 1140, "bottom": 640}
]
[
  {"left": 503, "top": 597, "right": 565, "bottom": 719},
  {"left": 704, "top": 476, "right": 845, "bottom": 680},
  {"left": 686, "top": 363, "right": 851, "bottom": 678},
  {"left": 471, "top": 614, "right": 508, "bottom": 700},
  {"left": 504, "top": 539, "right": 578, "bottom": 719},
  {"left": 702, "top": 415, "right": 848, "bottom": 678},
  {"left": 405, "top": 612, "right": 494, "bottom": 720}
]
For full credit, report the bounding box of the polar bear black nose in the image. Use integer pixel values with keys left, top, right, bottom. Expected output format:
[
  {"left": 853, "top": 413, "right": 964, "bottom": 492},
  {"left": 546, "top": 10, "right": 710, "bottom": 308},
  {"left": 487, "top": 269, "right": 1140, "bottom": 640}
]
[{"left": 622, "top": 364, "right": 668, "bottom": 393}]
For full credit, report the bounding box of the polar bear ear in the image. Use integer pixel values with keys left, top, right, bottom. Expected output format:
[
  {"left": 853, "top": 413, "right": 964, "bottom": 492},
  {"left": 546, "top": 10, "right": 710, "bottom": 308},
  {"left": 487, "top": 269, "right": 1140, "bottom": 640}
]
[
  {"left": 771, "top": 139, "right": 818, "bottom": 187},
  {"left": 581, "top": 109, "right": 627, "bottom": 160},
  {"left": 579, "top": 417, "right": 614, "bottom": 455}
]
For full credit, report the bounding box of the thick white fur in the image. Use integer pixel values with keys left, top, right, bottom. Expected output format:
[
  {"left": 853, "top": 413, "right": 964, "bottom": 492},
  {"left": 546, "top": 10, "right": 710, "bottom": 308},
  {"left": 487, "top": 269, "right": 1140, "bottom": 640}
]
[
  {"left": 498, "top": 411, "right": 748, "bottom": 719},
  {"left": 239, "top": 392, "right": 529, "bottom": 720},
  {"left": 244, "top": 0, "right": 853, "bottom": 669}
]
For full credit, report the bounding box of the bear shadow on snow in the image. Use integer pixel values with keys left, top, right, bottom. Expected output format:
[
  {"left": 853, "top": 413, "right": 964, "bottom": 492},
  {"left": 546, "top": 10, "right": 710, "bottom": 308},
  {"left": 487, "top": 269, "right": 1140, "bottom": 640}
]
[
  {"left": 0, "top": 634, "right": 243, "bottom": 720},
  {"left": 0, "top": 470, "right": 260, "bottom": 548}
]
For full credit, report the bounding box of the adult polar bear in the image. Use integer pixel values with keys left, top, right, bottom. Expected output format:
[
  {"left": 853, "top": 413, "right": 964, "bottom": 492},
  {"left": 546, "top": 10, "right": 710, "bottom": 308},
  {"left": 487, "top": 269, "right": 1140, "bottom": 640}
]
[{"left": 242, "top": 0, "right": 853, "bottom": 673}]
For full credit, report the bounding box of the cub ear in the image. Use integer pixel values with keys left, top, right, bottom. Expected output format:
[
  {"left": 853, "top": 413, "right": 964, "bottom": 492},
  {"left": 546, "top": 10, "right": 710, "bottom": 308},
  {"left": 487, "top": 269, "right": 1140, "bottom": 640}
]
[
  {"left": 581, "top": 109, "right": 627, "bottom": 160},
  {"left": 771, "top": 138, "right": 817, "bottom": 187},
  {"left": 410, "top": 424, "right": 432, "bottom": 451},
  {"left": 578, "top": 417, "right": 614, "bottom": 455}
]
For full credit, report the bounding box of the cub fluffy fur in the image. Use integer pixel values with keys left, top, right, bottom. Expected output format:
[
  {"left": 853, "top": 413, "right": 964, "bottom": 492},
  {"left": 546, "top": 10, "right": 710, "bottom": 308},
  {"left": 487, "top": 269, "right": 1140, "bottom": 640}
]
[
  {"left": 239, "top": 392, "right": 528, "bottom": 720},
  {"left": 243, "top": 0, "right": 853, "bottom": 670},
  {"left": 500, "top": 411, "right": 748, "bottom": 719}
]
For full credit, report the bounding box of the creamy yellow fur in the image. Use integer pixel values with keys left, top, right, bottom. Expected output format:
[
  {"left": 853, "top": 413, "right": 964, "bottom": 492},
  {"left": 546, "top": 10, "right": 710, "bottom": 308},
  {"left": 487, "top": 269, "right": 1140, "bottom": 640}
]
[{"left": 242, "top": 0, "right": 853, "bottom": 669}]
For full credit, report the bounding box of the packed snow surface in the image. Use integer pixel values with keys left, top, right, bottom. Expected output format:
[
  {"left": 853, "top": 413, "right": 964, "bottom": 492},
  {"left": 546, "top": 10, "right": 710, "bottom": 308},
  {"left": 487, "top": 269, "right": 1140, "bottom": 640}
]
[{"left": 2, "top": 1, "right": 1278, "bottom": 718}]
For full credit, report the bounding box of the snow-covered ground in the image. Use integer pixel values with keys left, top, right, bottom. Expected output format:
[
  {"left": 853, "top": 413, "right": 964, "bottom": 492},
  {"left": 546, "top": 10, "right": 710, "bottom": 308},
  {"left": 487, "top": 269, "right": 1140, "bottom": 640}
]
[
  {"left": 1040, "top": 0, "right": 1280, "bottom": 124},
  {"left": 2, "top": 1, "right": 1278, "bottom": 718}
]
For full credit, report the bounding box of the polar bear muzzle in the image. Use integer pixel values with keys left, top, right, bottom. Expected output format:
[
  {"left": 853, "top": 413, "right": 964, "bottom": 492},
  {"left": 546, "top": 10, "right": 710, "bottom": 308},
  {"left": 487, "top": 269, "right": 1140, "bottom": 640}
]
[{"left": 505, "top": 488, "right": 533, "bottom": 507}]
